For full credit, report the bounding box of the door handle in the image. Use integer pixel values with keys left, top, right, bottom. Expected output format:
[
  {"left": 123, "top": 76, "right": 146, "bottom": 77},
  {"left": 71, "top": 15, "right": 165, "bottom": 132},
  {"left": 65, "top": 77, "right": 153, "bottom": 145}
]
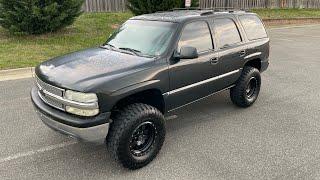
[
  {"left": 239, "top": 50, "right": 246, "bottom": 57},
  {"left": 210, "top": 57, "right": 219, "bottom": 65}
]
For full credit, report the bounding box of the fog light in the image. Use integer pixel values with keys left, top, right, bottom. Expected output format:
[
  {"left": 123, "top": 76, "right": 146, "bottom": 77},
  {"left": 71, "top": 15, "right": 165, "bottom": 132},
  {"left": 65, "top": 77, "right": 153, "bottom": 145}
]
[{"left": 66, "top": 106, "right": 99, "bottom": 117}]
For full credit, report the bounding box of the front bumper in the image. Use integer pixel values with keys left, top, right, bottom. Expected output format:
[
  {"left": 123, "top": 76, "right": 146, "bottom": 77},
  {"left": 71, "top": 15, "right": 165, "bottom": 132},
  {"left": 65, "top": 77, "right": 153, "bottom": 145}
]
[{"left": 31, "top": 87, "right": 111, "bottom": 144}]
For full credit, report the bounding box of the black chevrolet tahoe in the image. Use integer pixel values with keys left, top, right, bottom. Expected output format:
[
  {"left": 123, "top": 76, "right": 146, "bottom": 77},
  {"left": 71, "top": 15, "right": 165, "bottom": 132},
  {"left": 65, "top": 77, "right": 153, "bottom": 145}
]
[{"left": 31, "top": 10, "right": 269, "bottom": 169}]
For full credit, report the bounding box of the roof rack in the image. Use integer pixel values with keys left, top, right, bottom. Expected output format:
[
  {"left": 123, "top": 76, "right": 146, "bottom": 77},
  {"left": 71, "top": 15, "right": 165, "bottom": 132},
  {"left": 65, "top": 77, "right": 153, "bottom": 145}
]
[
  {"left": 170, "top": 7, "right": 249, "bottom": 11},
  {"left": 172, "top": 7, "right": 233, "bottom": 10},
  {"left": 155, "top": 7, "right": 250, "bottom": 15}
]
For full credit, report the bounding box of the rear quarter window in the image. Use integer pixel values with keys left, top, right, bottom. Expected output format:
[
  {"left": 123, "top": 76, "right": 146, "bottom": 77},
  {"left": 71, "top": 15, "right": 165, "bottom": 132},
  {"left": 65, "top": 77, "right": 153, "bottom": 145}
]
[{"left": 239, "top": 15, "right": 268, "bottom": 41}]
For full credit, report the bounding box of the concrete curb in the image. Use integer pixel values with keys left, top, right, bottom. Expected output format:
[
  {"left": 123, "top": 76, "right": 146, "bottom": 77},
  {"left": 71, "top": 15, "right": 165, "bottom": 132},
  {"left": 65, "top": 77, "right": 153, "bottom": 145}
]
[
  {"left": 0, "top": 67, "right": 35, "bottom": 82},
  {"left": 268, "top": 23, "right": 320, "bottom": 30},
  {"left": 264, "top": 18, "right": 320, "bottom": 27}
]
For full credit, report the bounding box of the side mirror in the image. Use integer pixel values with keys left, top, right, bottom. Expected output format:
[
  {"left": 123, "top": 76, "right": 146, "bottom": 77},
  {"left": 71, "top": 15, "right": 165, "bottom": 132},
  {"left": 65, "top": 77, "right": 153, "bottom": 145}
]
[{"left": 176, "top": 46, "right": 199, "bottom": 59}]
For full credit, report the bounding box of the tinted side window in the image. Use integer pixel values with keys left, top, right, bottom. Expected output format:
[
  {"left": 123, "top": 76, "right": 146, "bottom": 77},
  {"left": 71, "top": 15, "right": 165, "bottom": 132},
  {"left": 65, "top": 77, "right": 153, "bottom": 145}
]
[
  {"left": 239, "top": 15, "right": 267, "bottom": 40},
  {"left": 178, "top": 21, "right": 213, "bottom": 53},
  {"left": 214, "top": 18, "right": 241, "bottom": 48}
]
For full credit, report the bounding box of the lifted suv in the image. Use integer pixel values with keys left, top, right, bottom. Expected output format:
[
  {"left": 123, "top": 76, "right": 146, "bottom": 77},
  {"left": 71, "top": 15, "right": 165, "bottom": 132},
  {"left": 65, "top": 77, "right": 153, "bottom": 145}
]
[{"left": 31, "top": 10, "right": 269, "bottom": 169}]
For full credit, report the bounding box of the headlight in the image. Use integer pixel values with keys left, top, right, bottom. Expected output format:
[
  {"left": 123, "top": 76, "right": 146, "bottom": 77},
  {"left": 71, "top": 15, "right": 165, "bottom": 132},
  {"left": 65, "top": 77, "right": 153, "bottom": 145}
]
[
  {"left": 65, "top": 90, "right": 98, "bottom": 103},
  {"left": 65, "top": 90, "right": 99, "bottom": 117}
]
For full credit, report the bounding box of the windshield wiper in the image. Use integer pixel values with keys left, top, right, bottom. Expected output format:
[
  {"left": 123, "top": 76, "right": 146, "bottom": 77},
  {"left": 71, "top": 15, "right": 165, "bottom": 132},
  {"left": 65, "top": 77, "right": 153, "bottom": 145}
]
[
  {"left": 102, "top": 45, "right": 153, "bottom": 57},
  {"left": 118, "top": 47, "right": 142, "bottom": 56},
  {"left": 101, "top": 43, "right": 121, "bottom": 52},
  {"left": 101, "top": 43, "right": 115, "bottom": 49}
]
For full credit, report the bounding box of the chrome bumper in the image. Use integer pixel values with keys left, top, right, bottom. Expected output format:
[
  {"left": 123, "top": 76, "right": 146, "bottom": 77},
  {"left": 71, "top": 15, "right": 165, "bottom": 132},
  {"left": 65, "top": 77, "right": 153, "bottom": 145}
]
[{"left": 36, "top": 109, "right": 109, "bottom": 144}]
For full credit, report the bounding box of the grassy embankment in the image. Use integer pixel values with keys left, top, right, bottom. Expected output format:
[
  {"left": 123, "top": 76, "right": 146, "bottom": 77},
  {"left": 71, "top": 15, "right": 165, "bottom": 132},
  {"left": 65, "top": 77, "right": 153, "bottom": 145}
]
[{"left": 0, "top": 13, "right": 132, "bottom": 69}]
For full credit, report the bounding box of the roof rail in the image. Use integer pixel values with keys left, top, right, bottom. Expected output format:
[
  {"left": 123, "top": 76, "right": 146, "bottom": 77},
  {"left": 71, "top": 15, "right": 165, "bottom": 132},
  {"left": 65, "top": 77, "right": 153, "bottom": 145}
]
[
  {"left": 155, "top": 7, "right": 250, "bottom": 14},
  {"left": 171, "top": 7, "right": 249, "bottom": 12},
  {"left": 171, "top": 7, "right": 249, "bottom": 11},
  {"left": 200, "top": 11, "right": 214, "bottom": 16},
  {"left": 171, "top": 7, "right": 202, "bottom": 11}
]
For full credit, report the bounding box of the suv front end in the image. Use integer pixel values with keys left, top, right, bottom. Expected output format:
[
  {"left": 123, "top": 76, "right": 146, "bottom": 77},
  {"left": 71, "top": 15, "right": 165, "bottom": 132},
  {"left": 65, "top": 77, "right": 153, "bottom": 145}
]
[{"left": 31, "top": 73, "right": 111, "bottom": 144}]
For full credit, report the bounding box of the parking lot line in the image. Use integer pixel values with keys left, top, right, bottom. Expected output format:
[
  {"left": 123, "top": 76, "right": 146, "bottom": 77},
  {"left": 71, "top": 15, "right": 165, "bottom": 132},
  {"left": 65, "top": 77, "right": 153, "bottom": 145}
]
[
  {"left": 0, "top": 140, "right": 77, "bottom": 164},
  {"left": 166, "top": 115, "right": 178, "bottom": 121},
  {"left": 272, "top": 38, "right": 296, "bottom": 42},
  {"left": 0, "top": 115, "right": 177, "bottom": 165}
]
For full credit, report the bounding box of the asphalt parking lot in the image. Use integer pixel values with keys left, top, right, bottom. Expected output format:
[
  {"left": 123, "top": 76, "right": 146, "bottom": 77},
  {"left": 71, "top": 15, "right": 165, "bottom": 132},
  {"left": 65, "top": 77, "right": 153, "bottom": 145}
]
[{"left": 1, "top": 25, "right": 320, "bottom": 180}]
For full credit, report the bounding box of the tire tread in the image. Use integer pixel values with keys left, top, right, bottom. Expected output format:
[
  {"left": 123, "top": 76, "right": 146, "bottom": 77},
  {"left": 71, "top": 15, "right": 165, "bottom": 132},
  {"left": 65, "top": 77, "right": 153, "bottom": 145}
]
[
  {"left": 230, "top": 66, "right": 261, "bottom": 107},
  {"left": 107, "top": 103, "right": 165, "bottom": 169}
]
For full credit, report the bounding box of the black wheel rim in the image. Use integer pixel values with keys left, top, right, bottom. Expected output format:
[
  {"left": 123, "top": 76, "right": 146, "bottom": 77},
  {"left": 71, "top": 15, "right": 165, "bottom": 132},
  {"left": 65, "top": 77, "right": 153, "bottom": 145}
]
[
  {"left": 129, "top": 121, "right": 156, "bottom": 157},
  {"left": 246, "top": 77, "right": 258, "bottom": 99}
]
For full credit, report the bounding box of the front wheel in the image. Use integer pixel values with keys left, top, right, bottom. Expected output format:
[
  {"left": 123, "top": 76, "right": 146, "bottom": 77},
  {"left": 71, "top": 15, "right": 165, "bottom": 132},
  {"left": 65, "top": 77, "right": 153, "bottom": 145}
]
[
  {"left": 230, "top": 66, "right": 261, "bottom": 107},
  {"left": 107, "top": 103, "right": 166, "bottom": 169}
]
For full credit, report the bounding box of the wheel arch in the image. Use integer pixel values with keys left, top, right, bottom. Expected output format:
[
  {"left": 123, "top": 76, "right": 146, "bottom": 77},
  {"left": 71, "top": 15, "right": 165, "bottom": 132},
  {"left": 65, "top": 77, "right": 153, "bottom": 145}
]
[
  {"left": 244, "top": 58, "right": 262, "bottom": 71},
  {"left": 107, "top": 79, "right": 166, "bottom": 118},
  {"left": 110, "top": 88, "right": 165, "bottom": 119}
]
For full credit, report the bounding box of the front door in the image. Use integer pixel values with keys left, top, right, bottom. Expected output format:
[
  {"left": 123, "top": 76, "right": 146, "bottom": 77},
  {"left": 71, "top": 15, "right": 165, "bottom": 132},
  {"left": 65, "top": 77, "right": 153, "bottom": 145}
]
[{"left": 167, "top": 20, "right": 221, "bottom": 111}]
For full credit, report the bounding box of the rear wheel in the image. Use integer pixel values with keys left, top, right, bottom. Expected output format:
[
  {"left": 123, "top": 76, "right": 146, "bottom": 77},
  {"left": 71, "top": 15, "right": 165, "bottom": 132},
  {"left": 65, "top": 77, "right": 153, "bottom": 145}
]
[
  {"left": 107, "top": 103, "right": 165, "bottom": 169},
  {"left": 230, "top": 66, "right": 261, "bottom": 107}
]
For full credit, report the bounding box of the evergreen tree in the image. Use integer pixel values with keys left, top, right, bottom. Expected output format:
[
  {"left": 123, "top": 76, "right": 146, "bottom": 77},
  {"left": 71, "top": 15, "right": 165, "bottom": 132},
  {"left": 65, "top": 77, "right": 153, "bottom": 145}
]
[{"left": 0, "top": 0, "right": 84, "bottom": 35}]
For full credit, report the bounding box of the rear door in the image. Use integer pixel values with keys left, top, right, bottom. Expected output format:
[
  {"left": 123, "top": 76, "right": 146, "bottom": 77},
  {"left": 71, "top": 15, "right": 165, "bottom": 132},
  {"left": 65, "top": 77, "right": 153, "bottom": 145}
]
[
  {"left": 212, "top": 17, "right": 247, "bottom": 87},
  {"left": 167, "top": 20, "right": 220, "bottom": 111}
]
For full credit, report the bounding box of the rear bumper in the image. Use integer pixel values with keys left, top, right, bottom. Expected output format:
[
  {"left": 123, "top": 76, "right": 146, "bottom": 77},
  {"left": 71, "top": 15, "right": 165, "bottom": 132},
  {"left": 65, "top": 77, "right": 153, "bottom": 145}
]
[{"left": 31, "top": 87, "right": 111, "bottom": 144}]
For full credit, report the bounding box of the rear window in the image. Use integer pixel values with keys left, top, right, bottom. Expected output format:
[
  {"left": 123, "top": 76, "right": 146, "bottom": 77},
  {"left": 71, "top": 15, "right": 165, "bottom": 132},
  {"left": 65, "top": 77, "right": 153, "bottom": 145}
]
[{"left": 239, "top": 15, "right": 267, "bottom": 40}]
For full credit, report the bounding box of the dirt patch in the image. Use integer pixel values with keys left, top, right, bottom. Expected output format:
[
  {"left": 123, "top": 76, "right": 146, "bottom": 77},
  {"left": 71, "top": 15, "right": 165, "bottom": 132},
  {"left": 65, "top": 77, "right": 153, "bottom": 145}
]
[
  {"left": 263, "top": 18, "right": 320, "bottom": 27},
  {"left": 110, "top": 24, "right": 120, "bottom": 29}
]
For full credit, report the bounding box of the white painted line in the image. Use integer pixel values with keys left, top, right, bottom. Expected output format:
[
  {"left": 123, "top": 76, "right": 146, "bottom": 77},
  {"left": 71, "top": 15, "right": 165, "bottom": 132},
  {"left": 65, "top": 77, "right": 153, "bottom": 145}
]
[
  {"left": 0, "top": 115, "right": 176, "bottom": 164},
  {"left": 275, "top": 38, "right": 295, "bottom": 42},
  {"left": 166, "top": 115, "right": 178, "bottom": 121},
  {"left": 0, "top": 140, "right": 77, "bottom": 164}
]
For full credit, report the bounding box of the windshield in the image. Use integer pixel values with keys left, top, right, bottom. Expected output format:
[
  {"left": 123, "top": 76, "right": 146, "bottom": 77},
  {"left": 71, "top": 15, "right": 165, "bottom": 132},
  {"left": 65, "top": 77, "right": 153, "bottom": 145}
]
[{"left": 105, "top": 20, "right": 177, "bottom": 57}]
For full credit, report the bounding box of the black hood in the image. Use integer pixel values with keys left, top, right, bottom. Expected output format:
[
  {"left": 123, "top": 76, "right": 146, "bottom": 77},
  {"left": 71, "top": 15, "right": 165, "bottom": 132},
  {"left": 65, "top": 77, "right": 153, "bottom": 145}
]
[{"left": 36, "top": 47, "right": 155, "bottom": 92}]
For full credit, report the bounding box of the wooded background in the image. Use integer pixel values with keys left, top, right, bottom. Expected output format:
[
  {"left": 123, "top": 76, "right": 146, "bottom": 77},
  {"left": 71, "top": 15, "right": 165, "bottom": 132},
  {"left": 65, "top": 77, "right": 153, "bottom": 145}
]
[{"left": 82, "top": 0, "right": 320, "bottom": 12}]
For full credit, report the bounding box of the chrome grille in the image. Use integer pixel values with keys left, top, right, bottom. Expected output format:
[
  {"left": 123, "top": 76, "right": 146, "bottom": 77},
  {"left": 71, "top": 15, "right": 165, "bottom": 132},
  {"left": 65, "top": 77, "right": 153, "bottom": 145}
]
[
  {"left": 38, "top": 91, "right": 65, "bottom": 110},
  {"left": 35, "top": 75, "right": 65, "bottom": 111},
  {"left": 36, "top": 76, "right": 64, "bottom": 97}
]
